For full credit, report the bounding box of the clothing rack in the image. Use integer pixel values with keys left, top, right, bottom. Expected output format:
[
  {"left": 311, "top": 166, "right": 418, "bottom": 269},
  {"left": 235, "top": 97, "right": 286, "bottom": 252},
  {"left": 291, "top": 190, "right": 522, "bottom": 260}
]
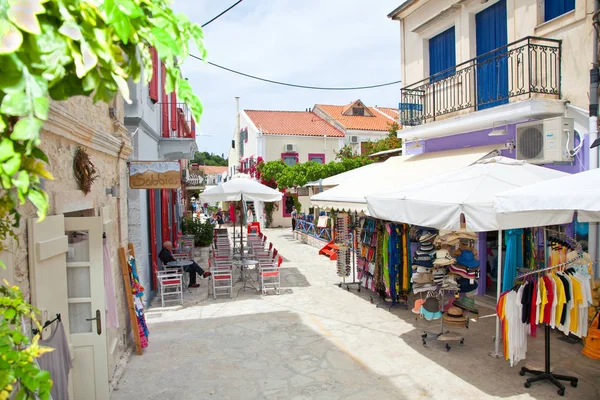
[
  {"left": 513, "top": 250, "right": 580, "bottom": 396},
  {"left": 32, "top": 313, "right": 61, "bottom": 336},
  {"left": 420, "top": 291, "right": 465, "bottom": 351},
  {"left": 339, "top": 212, "right": 361, "bottom": 292}
]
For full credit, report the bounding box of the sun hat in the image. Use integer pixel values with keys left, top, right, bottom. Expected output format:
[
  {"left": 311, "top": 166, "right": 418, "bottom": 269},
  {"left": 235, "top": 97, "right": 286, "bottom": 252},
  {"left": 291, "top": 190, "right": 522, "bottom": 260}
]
[
  {"left": 423, "top": 296, "right": 440, "bottom": 313},
  {"left": 453, "top": 296, "right": 479, "bottom": 314},
  {"left": 419, "top": 243, "right": 435, "bottom": 252},
  {"left": 441, "top": 275, "right": 460, "bottom": 291},
  {"left": 412, "top": 299, "right": 425, "bottom": 314},
  {"left": 433, "top": 249, "right": 456, "bottom": 266},
  {"left": 419, "top": 232, "right": 437, "bottom": 243},
  {"left": 457, "top": 277, "right": 479, "bottom": 293},
  {"left": 412, "top": 273, "right": 432, "bottom": 284},
  {"left": 432, "top": 268, "right": 445, "bottom": 284},
  {"left": 416, "top": 248, "right": 436, "bottom": 256},
  {"left": 449, "top": 264, "right": 477, "bottom": 280},
  {"left": 413, "top": 253, "right": 434, "bottom": 268},
  {"left": 455, "top": 250, "right": 479, "bottom": 269},
  {"left": 443, "top": 307, "right": 468, "bottom": 328},
  {"left": 415, "top": 266, "right": 430, "bottom": 274}
]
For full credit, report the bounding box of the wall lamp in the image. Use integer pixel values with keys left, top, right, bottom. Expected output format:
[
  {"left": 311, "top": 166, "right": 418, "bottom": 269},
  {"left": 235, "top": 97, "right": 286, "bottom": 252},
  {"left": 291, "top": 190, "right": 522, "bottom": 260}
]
[{"left": 105, "top": 185, "right": 118, "bottom": 197}]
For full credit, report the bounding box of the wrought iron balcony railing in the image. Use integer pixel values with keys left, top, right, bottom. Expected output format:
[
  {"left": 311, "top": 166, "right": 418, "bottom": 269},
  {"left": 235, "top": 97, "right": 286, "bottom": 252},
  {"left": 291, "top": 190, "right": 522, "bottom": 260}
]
[{"left": 400, "top": 36, "right": 561, "bottom": 127}]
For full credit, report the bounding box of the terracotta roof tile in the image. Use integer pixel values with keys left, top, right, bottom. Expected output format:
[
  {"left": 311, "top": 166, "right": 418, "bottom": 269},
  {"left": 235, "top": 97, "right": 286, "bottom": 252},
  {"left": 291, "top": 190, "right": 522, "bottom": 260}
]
[
  {"left": 315, "top": 103, "right": 399, "bottom": 131},
  {"left": 197, "top": 166, "right": 228, "bottom": 175},
  {"left": 244, "top": 110, "right": 345, "bottom": 137}
]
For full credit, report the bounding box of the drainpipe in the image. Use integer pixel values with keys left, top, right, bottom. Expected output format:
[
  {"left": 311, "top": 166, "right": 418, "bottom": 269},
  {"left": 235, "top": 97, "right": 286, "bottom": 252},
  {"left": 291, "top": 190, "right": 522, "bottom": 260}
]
[{"left": 589, "top": 0, "right": 599, "bottom": 274}]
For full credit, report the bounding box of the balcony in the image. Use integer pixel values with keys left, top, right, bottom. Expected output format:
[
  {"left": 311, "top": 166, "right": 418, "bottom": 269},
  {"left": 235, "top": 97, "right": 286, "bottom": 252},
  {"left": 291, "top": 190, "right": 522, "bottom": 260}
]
[
  {"left": 400, "top": 37, "right": 562, "bottom": 127},
  {"left": 158, "top": 102, "right": 198, "bottom": 160}
]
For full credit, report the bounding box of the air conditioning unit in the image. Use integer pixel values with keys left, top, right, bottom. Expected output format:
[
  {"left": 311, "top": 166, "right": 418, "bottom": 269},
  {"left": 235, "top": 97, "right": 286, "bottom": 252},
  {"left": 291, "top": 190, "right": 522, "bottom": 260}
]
[
  {"left": 284, "top": 143, "right": 297, "bottom": 152},
  {"left": 516, "top": 117, "right": 574, "bottom": 164},
  {"left": 350, "top": 135, "right": 359, "bottom": 144}
]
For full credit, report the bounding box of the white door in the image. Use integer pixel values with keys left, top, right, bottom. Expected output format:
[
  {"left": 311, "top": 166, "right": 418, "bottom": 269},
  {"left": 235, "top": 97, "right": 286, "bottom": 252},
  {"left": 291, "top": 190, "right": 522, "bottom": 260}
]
[{"left": 64, "top": 216, "right": 109, "bottom": 400}]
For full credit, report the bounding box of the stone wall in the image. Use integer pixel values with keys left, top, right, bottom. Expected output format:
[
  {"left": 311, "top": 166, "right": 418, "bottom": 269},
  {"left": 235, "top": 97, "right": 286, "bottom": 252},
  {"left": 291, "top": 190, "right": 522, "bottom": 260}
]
[
  {"left": 292, "top": 230, "right": 329, "bottom": 250},
  {"left": 1, "top": 94, "right": 133, "bottom": 383}
]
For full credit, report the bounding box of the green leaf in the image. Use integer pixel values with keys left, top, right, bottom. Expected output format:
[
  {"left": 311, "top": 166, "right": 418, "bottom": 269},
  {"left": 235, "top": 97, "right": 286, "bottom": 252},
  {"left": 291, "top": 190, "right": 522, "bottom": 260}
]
[
  {"left": 111, "top": 73, "right": 131, "bottom": 104},
  {"left": 31, "top": 147, "right": 48, "bottom": 162},
  {"left": 0, "top": 19, "right": 23, "bottom": 54},
  {"left": 10, "top": 117, "right": 43, "bottom": 141},
  {"left": 4, "top": 307, "right": 16, "bottom": 320},
  {"left": 0, "top": 139, "right": 15, "bottom": 162},
  {"left": 151, "top": 26, "right": 178, "bottom": 58},
  {"left": 12, "top": 170, "right": 29, "bottom": 192},
  {"left": 0, "top": 90, "right": 30, "bottom": 116},
  {"left": 118, "top": 0, "right": 144, "bottom": 17},
  {"left": 58, "top": 20, "right": 82, "bottom": 41},
  {"left": 27, "top": 188, "right": 47, "bottom": 219},
  {"left": 2, "top": 154, "right": 21, "bottom": 175},
  {"left": 80, "top": 40, "right": 98, "bottom": 74},
  {"left": 7, "top": 0, "right": 46, "bottom": 35},
  {"left": 33, "top": 96, "right": 49, "bottom": 120}
]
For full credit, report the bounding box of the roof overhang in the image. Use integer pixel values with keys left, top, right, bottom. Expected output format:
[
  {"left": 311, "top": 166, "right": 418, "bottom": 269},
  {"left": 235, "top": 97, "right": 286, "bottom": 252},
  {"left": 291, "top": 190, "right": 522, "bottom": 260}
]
[
  {"left": 388, "top": 0, "right": 419, "bottom": 19},
  {"left": 400, "top": 99, "right": 567, "bottom": 142}
]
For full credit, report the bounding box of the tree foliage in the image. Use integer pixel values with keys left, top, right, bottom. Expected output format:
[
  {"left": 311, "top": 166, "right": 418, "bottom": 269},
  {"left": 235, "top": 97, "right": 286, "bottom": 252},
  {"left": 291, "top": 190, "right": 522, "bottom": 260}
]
[
  {"left": 0, "top": 0, "right": 206, "bottom": 255},
  {"left": 256, "top": 158, "right": 372, "bottom": 190},
  {"left": 362, "top": 122, "right": 402, "bottom": 156},
  {"left": 192, "top": 151, "right": 227, "bottom": 167},
  {"left": 0, "top": 281, "right": 53, "bottom": 400}
]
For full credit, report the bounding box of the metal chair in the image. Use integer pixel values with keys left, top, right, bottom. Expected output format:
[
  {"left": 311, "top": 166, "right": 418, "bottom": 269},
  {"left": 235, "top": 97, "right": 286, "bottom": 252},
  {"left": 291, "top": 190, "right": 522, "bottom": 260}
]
[
  {"left": 258, "top": 256, "right": 283, "bottom": 295},
  {"left": 157, "top": 271, "right": 184, "bottom": 307},
  {"left": 208, "top": 255, "right": 233, "bottom": 299}
]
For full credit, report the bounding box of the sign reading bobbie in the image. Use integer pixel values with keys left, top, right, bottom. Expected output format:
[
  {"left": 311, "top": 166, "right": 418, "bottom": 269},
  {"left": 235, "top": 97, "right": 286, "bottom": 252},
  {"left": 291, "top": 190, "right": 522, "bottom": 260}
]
[{"left": 129, "top": 161, "right": 181, "bottom": 189}]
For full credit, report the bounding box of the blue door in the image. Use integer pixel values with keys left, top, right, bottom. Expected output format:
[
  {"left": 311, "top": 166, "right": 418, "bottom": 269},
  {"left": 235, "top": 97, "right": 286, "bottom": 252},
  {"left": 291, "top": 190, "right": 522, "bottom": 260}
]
[{"left": 476, "top": 0, "right": 508, "bottom": 110}]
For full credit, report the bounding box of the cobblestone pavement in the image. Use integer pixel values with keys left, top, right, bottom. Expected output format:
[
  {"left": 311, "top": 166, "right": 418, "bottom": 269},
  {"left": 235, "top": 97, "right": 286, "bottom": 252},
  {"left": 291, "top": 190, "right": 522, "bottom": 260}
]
[{"left": 112, "top": 228, "right": 600, "bottom": 400}]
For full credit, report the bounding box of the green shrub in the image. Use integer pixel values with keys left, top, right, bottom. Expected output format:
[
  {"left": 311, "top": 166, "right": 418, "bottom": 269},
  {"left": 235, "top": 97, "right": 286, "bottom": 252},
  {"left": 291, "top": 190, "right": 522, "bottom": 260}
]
[{"left": 181, "top": 217, "right": 214, "bottom": 247}]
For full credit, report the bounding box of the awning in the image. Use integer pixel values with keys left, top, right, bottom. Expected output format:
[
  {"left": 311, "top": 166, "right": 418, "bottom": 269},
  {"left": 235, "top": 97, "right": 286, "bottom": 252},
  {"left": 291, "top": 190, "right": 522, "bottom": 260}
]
[{"left": 310, "top": 144, "right": 500, "bottom": 213}]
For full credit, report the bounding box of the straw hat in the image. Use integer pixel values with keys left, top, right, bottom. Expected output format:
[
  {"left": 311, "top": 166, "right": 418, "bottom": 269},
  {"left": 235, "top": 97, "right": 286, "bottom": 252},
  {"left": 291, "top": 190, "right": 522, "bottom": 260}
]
[
  {"left": 443, "top": 306, "right": 467, "bottom": 328},
  {"left": 433, "top": 249, "right": 456, "bottom": 266}
]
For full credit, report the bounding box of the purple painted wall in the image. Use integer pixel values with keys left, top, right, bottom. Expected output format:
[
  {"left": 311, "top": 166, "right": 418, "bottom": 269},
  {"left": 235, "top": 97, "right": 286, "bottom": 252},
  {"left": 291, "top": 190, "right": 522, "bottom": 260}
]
[{"left": 406, "top": 124, "right": 589, "bottom": 174}]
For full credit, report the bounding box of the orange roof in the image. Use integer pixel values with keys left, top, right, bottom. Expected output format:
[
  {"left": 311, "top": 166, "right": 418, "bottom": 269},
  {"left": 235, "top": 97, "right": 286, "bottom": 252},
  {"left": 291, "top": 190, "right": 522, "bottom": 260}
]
[
  {"left": 197, "top": 166, "right": 228, "bottom": 175},
  {"left": 244, "top": 110, "right": 345, "bottom": 137},
  {"left": 315, "top": 103, "right": 399, "bottom": 131}
]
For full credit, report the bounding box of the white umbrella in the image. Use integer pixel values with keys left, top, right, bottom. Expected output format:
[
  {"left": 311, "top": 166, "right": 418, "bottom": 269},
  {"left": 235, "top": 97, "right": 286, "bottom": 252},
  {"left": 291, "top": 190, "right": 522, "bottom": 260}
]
[
  {"left": 200, "top": 174, "right": 282, "bottom": 252},
  {"left": 494, "top": 167, "right": 600, "bottom": 227},
  {"left": 365, "top": 156, "right": 567, "bottom": 358}
]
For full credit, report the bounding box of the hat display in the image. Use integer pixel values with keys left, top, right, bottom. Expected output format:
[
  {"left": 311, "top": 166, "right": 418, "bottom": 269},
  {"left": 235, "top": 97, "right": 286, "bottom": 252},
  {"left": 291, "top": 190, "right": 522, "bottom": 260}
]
[
  {"left": 419, "top": 243, "right": 435, "bottom": 252},
  {"left": 455, "top": 250, "right": 480, "bottom": 269},
  {"left": 442, "top": 306, "right": 468, "bottom": 328},
  {"left": 433, "top": 249, "right": 456, "bottom": 266},
  {"left": 453, "top": 296, "right": 479, "bottom": 314},
  {"left": 432, "top": 268, "right": 445, "bottom": 284},
  {"left": 441, "top": 275, "right": 460, "bottom": 291},
  {"left": 416, "top": 248, "right": 436, "bottom": 256},
  {"left": 457, "top": 277, "right": 479, "bottom": 293},
  {"left": 412, "top": 299, "right": 425, "bottom": 314}
]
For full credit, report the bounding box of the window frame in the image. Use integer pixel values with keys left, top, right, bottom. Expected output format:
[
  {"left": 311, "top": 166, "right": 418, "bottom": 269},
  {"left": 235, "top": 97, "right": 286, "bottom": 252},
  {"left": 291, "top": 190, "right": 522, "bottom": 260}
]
[
  {"left": 308, "top": 153, "right": 325, "bottom": 164},
  {"left": 281, "top": 152, "right": 299, "bottom": 166}
]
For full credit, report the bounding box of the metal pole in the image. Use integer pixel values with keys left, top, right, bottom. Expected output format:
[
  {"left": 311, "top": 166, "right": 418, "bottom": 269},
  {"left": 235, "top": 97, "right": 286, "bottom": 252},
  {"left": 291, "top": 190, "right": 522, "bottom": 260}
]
[{"left": 492, "top": 229, "right": 503, "bottom": 358}]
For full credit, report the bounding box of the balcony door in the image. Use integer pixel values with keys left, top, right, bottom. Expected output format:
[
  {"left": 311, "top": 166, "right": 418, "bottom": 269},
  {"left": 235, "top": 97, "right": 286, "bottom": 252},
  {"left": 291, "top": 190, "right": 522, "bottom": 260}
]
[{"left": 476, "top": 0, "right": 508, "bottom": 110}]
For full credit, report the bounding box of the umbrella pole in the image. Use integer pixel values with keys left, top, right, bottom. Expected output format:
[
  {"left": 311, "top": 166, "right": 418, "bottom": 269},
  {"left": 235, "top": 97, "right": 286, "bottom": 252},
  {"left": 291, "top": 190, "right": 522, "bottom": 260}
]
[
  {"left": 491, "top": 229, "right": 503, "bottom": 358},
  {"left": 240, "top": 195, "right": 243, "bottom": 255}
]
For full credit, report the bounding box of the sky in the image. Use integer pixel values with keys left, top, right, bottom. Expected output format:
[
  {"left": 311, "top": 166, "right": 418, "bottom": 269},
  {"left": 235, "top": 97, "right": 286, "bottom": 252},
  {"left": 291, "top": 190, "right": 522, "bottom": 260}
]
[{"left": 171, "top": 0, "right": 403, "bottom": 157}]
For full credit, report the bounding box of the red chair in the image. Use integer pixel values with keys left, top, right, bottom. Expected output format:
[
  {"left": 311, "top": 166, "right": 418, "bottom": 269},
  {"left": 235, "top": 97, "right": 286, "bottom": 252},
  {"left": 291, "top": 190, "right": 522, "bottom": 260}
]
[{"left": 258, "top": 256, "right": 283, "bottom": 295}]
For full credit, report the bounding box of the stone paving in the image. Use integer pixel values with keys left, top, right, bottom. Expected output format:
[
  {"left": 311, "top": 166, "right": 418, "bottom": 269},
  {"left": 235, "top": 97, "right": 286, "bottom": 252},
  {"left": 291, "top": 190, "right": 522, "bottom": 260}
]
[{"left": 112, "top": 228, "right": 600, "bottom": 400}]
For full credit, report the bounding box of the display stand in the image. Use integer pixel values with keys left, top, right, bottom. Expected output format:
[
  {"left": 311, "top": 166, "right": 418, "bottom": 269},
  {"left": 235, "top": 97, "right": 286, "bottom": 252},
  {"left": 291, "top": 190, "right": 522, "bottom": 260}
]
[
  {"left": 421, "top": 291, "right": 465, "bottom": 351},
  {"left": 519, "top": 325, "right": 578, "bottom": 396},
  {"left": 119, "top": 243, "right": 143, "bottom": 355},
  {"left": 339, "top": 212, "right": 361, "bottom": 292}
]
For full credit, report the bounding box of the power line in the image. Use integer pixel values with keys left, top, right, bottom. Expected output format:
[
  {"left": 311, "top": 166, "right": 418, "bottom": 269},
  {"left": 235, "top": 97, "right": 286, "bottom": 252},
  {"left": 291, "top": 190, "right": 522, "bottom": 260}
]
[
  {"left": 188, "top": 54, "right": 402, "bottom": 90},
  {"left": 202, "top": 0, "right": 245, "bottom": 27}
]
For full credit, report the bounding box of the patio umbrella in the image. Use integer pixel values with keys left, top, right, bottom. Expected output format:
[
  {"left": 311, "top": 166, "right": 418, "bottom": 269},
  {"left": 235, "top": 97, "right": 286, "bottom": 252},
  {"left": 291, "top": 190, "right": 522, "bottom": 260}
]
[
  {"left": 200, "top": 174, "right": 282, "bottom": 252},
  {"left": 365, "top": 156, "right": 568, "bottom": 358}
]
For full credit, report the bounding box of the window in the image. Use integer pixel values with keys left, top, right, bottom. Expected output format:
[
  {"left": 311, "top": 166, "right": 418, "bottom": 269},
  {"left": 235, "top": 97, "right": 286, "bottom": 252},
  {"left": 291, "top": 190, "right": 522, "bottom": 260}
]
[
  {"left": 308, "top": 153, "right": 325, "bottom": 164},
  {"left": 281, "top": 152, "right": 298, "bottom": 166},
  {"left": 545, "top": 0, "right": 575, "bottom": 21},
  {"left": 352, "top": 107, "right": 365, "bottom": 116},
  {"left": 429, "top": 27, "right": 456, "bottom": 81}
]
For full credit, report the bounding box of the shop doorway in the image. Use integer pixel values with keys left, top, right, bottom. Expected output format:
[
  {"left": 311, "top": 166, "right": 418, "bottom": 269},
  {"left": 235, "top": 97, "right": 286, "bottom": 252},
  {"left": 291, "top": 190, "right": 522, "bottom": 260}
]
[{"left": 28, "top": 214, "right": 110, "bottom": 400}]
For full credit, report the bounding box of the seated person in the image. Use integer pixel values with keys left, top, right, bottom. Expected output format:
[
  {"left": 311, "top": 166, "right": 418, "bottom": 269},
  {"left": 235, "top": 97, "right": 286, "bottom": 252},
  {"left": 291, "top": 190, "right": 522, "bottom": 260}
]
[{"left": 158, "top": 241, "right": 210, "bottom": 288}]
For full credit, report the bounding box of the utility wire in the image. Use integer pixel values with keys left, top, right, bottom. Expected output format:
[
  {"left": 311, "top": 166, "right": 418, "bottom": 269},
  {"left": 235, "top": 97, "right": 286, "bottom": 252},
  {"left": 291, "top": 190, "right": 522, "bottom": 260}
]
[
  {"left": 188, "top": 54, "right": 402, "bottom": 91},
  {"left": 202, "top": 0, "right": 245, "bottom": 27}
]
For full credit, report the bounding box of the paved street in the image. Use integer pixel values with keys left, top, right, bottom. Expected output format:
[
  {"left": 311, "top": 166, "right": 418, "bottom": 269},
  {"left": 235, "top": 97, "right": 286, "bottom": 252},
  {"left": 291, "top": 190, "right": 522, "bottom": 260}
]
[{"left": 112, "top": 228, "right": 600, "bottom": 400}]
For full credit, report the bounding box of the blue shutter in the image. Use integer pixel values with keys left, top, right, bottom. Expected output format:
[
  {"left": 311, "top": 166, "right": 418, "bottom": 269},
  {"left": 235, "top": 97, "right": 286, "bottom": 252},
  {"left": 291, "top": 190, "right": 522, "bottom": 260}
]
[
  {"left": 429, "top": 27, "right": 456, "bottom": 81},
  {"left": 545, "top": 0, "right": 575, "bottom": 22}
]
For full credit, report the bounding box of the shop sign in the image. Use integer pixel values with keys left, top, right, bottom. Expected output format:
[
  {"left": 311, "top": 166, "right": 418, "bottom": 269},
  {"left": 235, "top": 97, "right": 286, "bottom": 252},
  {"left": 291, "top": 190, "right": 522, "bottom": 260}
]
[{"left": 129, "top": 161, "right": 181, "bottom": 189}]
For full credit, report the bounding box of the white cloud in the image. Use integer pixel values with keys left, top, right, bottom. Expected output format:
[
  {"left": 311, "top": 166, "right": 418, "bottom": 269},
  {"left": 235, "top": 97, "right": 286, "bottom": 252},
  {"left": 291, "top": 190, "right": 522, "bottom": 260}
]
[{"left": 171, "top": 0, "right": 402, "bottom": 154}]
